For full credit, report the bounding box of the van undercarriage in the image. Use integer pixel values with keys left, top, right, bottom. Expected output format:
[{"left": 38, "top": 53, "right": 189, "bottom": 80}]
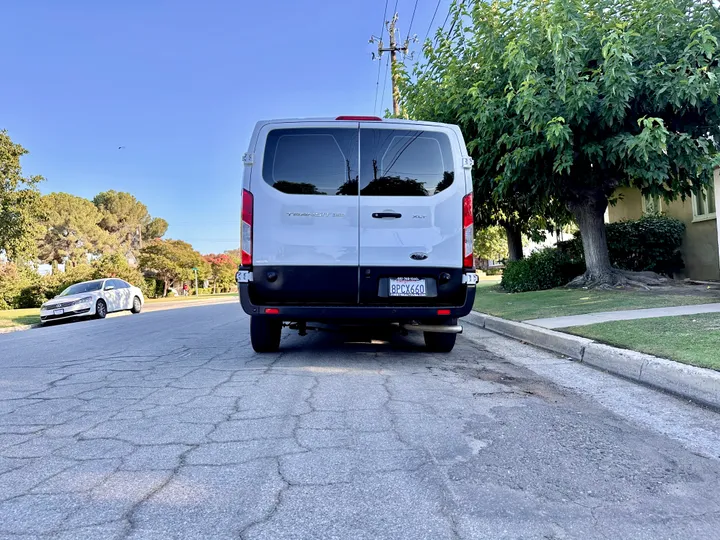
[{"left": 238, "top": 276, "right": 476, "bottom": 353}]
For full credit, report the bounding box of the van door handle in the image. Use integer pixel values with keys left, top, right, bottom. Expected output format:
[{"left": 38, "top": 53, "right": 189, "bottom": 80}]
[{"left": 372, "top": 212, "right": 402, "bottom": 219}]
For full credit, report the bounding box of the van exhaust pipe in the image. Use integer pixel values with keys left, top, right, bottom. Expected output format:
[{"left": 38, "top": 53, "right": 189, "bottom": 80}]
[{"left": 400, "top": 323, "right": 463, "bottom": 334}]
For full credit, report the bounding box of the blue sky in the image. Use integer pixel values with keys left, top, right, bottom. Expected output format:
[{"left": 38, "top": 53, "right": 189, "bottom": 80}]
[{"left": 1, "top": 0, "right": 451, "bottom": 255}]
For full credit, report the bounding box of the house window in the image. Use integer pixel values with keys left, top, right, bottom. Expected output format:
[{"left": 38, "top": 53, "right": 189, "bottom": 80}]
[
  {"left": 642, "top": 194, "right": 662, "bottom": 215},
  {"left": 692, "top": 184, "right": 716, "bottom": 221}
]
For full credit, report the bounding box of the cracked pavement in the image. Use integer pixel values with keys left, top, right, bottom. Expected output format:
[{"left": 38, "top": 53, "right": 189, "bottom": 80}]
[{"left": 1, "top": 303, "right": 720, "bottom": 539}]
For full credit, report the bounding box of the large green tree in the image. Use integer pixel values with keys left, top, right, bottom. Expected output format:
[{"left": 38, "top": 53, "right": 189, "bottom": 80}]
[
  {"left": 139, "top": 239, "right": 206, "bottom": 297},
  {"left": 92, "top": 191, "right": 167, "bottom": 262},
  {"left": 204, "top": 252, "right": 239, "bottom": 293},
  {"left": 398, "top": 6, "right": 571, "bottom": 260},
  {"left": 142, "top": 217, "right": 168, "bottom": 241},
  {"left": 405, "top": 0, "right": 720, "bottom": 286},
  {"left": 37, "top": 193, "right": 115, "bottom": 265},
  {"left": 474, "top": 226, "right": 509, "bottom": 263},
  {"left": 0, "top": 130, "right": 44, "bottom": 261},
  {"left": 503, "top": 0, "right": 720, "bottom": 286}
]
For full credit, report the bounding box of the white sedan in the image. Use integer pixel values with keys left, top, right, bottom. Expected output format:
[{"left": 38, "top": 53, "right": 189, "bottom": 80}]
[{"left": 40, "top": 278, "right": 144, "bottom": 324}]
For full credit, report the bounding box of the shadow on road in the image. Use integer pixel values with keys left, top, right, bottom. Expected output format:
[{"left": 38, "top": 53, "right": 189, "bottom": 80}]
[{"left": 274, "top": 325, "right": 432, "bottom": 355}]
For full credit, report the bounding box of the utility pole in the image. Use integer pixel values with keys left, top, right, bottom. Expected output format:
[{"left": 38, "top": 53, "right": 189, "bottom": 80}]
[{"left": 370, "top": 13, "right": 412, "bottom": 117}]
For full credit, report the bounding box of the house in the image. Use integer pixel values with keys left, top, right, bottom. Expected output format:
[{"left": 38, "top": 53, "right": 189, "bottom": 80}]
[{"left": 607, "top": 169, "right": 720, "bottom": 281}]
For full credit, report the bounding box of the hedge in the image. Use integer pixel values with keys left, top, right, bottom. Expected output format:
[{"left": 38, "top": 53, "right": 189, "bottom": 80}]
[
  {"left": 501, "top": 248, "right": 584, "bottom": 293},
  {"left": 558, "top": 215, "right": 685, "bottom": 277}
]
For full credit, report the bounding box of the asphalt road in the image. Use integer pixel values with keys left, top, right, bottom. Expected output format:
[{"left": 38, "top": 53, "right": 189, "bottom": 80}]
[{"left": 1, "top": 303, "right": 720, "bottom": 539}]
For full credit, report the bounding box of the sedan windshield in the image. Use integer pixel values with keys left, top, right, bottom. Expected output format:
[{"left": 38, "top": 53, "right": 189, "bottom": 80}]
[{"left": 59, "top": 281, "right": 103, "bottom": 296}]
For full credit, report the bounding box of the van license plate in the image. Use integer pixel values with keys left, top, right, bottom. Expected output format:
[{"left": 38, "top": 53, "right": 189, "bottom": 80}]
[{"left": 389, "top": 278, "right": 427, "bottom": 297}]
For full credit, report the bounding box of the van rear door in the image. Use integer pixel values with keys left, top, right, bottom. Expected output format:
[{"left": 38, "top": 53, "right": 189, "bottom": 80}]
[
  {"left": 249, "top": 122, "right": 360, "bottom": 305},
  {"left": 358, "top": 123, "right": 467, "bottom": 306}
]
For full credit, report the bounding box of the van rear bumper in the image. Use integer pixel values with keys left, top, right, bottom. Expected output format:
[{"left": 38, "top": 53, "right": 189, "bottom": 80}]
[{"left": 238, "top": 283, "right": 476, "bottom": 321}]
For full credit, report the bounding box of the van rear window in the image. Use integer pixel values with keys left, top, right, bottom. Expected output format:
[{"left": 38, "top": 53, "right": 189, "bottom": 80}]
[
  {"left": 262, "top": 128, "right": 358, "bottom": 195},
  {"left": 359, "top": 129, "right": 454, "bottom": 196}
]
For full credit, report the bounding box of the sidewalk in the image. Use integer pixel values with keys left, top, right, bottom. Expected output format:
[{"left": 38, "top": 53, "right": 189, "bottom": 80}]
[
  {"left": 525, "top": 303, "right": 720, "bottom": 329},
  {"left": 464, "top": 311, "right": 720, "bottom": 410},
  {"left": 143, "top": 296, "right": 237, "bottom": 313}
]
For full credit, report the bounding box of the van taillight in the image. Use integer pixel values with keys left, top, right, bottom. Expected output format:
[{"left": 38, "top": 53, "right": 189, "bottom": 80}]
[
  {"left": 462, "top": 193, "right": 473, "bottom": 269},
  {"left": 241, "top": 189, "right": 253, "bottom": 266}
]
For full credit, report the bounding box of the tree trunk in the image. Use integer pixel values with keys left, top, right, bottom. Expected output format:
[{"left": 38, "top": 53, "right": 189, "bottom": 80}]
[
  {"left": 567, "top": 193, "right": 667, "bottom": 289},
  {"left": 571, "top": 197, "right": 613, "bottom": 281},
  {"left": 163, "top": 279, "right": 168, "bottom": 297},
  {"left": 504, "top": 225, "right": 524, "bottom": 261}
]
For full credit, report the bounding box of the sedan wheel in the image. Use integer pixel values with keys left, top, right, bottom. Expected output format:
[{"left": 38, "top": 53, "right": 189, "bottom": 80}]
[
  {"left": 131, "top": 296, "right": 142, "bottom": 314},
  {"left": 95, "top": 299, "right": 107, "bottom": 319}
]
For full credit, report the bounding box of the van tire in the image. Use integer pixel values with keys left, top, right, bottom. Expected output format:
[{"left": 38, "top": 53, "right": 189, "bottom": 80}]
[
  {"left": 424, "top": 331, "right": 456, "bottom": 353},
  {"left": 251, "top": 317, "right": 282, "bottom": 353}
]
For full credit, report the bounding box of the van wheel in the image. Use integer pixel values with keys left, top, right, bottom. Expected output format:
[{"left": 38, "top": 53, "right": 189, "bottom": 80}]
[
  {"left": 424, "top": 331, "right": 456, "bottom": 353},
  {"left": 251, "top": 317, "right": 282, "bottom": 353}
]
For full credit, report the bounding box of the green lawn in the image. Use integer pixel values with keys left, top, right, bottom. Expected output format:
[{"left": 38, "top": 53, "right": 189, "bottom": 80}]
[
  {"left": 473, "top": 280, "right": 719, "bottom": 321},
  {"left": 0, "top": 308, "right": 40, "bottom": 329},
  {"left": 565, "top": 313, "right": 720, "bottom": 371}
]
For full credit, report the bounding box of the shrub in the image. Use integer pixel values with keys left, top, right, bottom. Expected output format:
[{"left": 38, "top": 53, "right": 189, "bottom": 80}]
[
  {"left": 0, "top": 264, "right": 33, "bottom": 309},
  {"left": 557, "top": 215, "right": 685, "bottom": 276},
  {"left": 45, "top": 264, "right": 95, "bottom": 298},
  {"left": 92, "top": 254, "right": 146, "bottom": 288},
  {"left": 501, "top": 248, "right": 584, "bottom": 293},
  {"left": 15, "top": 282, "right": 53, "bottom": 308},
  {"left": 144, "top": 278, "right": 158, "bottom": 298}
]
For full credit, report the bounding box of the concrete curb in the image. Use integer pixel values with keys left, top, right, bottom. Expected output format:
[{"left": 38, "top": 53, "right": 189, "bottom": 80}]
[
  {"left": 0, "top": 323, "right": 40, "bottom": 335},
  {"left": 463, "top": 311, "right": 720, "bottom": 410}
]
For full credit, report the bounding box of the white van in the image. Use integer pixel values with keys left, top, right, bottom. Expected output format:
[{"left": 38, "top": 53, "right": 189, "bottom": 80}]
[{"left": 236, "top": 116, "right": 478, "bottom": 353}]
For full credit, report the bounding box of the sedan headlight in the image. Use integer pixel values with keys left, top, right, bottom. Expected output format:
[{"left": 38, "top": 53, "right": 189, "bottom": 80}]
[{"left": 74, "top": 296, "right": 94, "bottom": 306}]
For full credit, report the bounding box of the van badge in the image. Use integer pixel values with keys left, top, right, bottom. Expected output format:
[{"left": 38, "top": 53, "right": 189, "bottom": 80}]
[
  {"left": 410, "top": 252, "right": 428, "bottom": 261},
  {"left": 286, "top": 212, "right": 345, "bottom": 218}
]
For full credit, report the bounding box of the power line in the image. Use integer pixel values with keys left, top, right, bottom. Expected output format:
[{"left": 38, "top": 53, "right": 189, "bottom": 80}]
[
  {"left": 379, "top": 0, "right": 389, "bottom": 37},
  {"left": 445, "top": 0, "right": 464, "bottom": 42},
  {"left": 406, "top": 0, "right": 419, "bottom": 42},
  {"left": 373, "top": 58, "right": 384, "bottom": 115},
  {"left": 373, "top": 0, "right": 390, "bottom": 115},
  {"left": 380, "top": 55, "right": 390, "bottom": 114},
  {"left": 423, "top": 0, "right": 443, "bottom": 43},
  {"left": 435, "top": 3, "right": 453, "bottom": 45}
]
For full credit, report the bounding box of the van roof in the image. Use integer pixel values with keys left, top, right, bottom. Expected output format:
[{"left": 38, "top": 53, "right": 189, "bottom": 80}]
[{"left": 255, "top": 117, "right": 457, "bottom": 128}]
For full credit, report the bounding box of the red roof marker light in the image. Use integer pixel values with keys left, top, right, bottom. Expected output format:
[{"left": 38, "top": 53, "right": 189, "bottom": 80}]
[{"left": 335, "top": 116, "right": 382, "bottom": 121}]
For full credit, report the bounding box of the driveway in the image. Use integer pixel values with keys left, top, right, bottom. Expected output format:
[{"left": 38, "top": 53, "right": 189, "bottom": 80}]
[{"left": 1, "top": 303, "right": 719, "bottom": 539}]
